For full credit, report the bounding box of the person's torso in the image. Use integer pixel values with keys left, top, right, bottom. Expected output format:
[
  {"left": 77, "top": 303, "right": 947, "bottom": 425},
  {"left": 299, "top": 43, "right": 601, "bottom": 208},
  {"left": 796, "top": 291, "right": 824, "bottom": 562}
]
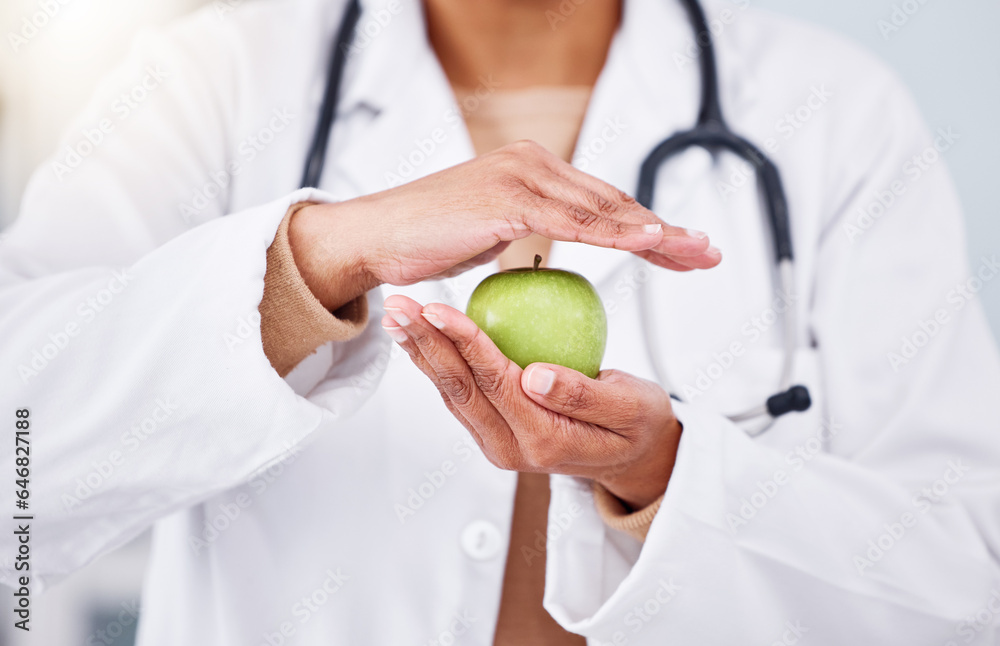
[{"left": 136, "top": 0, "right": 871, "bottom": 643}]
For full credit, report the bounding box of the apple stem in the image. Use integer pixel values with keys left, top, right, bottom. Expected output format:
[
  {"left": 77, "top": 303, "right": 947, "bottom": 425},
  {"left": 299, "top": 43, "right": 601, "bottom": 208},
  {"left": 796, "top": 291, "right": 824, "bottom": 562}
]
[{"left": 533, "top": 254, "right": 542, "bottom": 271}]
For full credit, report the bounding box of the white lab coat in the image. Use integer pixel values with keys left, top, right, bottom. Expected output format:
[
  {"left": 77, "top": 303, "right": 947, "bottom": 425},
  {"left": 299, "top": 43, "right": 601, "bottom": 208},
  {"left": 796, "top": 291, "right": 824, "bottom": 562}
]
[{"left": 1, "top": 0, "right": 998, "bottom": 643}]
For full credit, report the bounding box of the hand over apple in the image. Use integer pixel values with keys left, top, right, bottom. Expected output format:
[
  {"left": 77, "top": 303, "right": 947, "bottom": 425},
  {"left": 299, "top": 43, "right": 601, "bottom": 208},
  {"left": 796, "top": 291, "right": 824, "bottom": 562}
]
[
  {"left": 381, "top": 294, "right": 682, "bottom": 510},
  {"left": 287, "top": 140, "right": 720, "bottom": 312}
]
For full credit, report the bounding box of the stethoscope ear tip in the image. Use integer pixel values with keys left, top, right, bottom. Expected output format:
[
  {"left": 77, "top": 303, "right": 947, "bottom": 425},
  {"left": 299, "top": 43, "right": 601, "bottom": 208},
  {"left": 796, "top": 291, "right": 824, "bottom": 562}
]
[{"left": 766, "top": 385, "right": 812, "bottom": 418}]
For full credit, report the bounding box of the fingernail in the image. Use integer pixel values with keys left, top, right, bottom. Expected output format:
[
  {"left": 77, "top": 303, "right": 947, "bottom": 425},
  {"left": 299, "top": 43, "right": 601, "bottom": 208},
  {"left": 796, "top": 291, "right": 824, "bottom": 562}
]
[
  {"left": 707, "top": 245, "right": 721, "bottom": 256},
  {"left": 382, "top": 324, "right": 408, "bottom": 344},
  {"left": 384, "top": 307, "right": 411, "bottom": 326},
  {"left": 685, "top": 228, "right": 708, "bottom": 239},
  {"left": 525, "top": 367, "right": 556, "bottom": 396},
  {"left": 422, "top": 312, "right": 445, "bottom": 330},
  {"left": 643, "top": 223, "right": 662, "bottom": 235}
]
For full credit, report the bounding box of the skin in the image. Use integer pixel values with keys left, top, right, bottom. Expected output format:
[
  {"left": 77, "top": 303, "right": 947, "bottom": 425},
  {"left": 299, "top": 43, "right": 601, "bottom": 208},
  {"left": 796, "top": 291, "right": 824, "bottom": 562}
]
[{"left": 287, "top": 1, "right": 721, "bottom": 509}]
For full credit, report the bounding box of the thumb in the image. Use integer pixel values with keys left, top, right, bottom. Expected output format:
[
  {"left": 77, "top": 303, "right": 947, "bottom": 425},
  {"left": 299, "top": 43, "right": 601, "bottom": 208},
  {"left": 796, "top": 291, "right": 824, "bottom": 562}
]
[{"left": 520, "top": 364, "right": 655, "bottom": 429}]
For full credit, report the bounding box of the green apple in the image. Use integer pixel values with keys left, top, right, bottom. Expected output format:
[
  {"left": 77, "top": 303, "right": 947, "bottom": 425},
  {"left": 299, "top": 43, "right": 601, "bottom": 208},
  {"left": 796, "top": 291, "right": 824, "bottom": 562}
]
[{"left": 466, "top": 255, "right": 607, "bottom": 379}]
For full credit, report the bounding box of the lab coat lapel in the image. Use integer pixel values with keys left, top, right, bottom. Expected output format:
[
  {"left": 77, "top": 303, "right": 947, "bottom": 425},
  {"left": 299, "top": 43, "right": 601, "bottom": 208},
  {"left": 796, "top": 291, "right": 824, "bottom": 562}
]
[{"left": 323, "top": 0, "right": 475, "bottom": 199}]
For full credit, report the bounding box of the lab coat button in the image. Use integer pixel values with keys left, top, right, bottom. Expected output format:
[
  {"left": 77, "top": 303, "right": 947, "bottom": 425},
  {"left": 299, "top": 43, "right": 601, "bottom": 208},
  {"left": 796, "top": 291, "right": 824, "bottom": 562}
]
[{"left": 460, "top": 520, "right": 503, "bottom": 560}]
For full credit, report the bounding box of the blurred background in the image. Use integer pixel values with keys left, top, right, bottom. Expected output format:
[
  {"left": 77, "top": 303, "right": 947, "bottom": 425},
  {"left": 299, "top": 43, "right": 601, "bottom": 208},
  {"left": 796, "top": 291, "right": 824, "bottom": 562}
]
[{"left": 0, "top": 0, "right": 997, "bottom": 644}]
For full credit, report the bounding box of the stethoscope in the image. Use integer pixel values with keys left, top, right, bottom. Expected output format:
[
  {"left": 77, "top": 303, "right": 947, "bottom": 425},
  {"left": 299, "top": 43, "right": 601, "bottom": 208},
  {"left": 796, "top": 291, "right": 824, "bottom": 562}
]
[{"left": 301, "top": 0, "right": 811, "bottom": 436}]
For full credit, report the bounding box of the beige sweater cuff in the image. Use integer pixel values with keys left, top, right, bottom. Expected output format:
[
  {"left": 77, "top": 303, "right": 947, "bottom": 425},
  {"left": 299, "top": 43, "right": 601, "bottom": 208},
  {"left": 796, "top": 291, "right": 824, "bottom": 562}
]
[
  {"left": 260, "top": 202, "right": 369, "bottom": 377},
  {"left": 592, "top": 483, "right": 664, "bottom": 542}
]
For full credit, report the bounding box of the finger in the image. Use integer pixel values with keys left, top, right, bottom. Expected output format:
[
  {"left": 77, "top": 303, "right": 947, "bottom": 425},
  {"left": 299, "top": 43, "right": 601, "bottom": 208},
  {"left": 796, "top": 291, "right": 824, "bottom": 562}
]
[
  {"left": 415, "top": 305, "right": 639, "bottom": 467},
  {"left": 514, "top": 179, "right": 719, "bottom": 266},
  {"left": 503, "top": 140, "right": 639, "bottom": 219},
  {"left": 382, "top": 295, "right": 523, "bottom": 464},
  {"left": 417, "top": 302, "right": 614, "bottom": 456},
  {"left": 490, "top": 142, "right": 719, "bottom": 265},
  {"left": 633, "top": 251, "right": 696, "bottom": 272},
  {"left": 520, "top": 365, "right": 667, "bottom": 432},
  {"left": 384, "top": 296, "right": 501, "bottom": 413},
  {"left": 417, "top": 302, "right": 526, "bottom": 413},
  {"left": 537, "top": 174, "right": 714, "bottom": 260},
  {"left": 383, "top": 321, "right": 495, "bottom": 458},
  {"left": 536, "top": 148, "right": 660, "bottom": 226},
  {"left": 381, "top": 313, "right": 478, "bottom": 436},
  {"left": 383, "top": 312, "right": 486, "bottom": 448},
  {"left": 536, "top": 155, "right": 716, "bottom": 259},
  {"left": 640, "top": 244, "right": 723, "bottom": 271},
  {"left": 512, "top": 189, "right": 664, "bottom": 252},
  {"left": 420, "top": 301, "right": 646, "bottom": 471}
]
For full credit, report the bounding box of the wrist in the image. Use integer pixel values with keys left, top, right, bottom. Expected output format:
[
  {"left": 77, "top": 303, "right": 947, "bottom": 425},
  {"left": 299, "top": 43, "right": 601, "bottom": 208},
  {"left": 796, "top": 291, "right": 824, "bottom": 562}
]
[
  {"left": 598, "top": 477, "right": 667, "bottom": 513},
  {"left": 596, "top": 416, "right": 682, "bottom": 510},
  {"left": 287, "top": 201, "right": 381, "bottom": 312},
  {"left": 592, "top": 482, "right": 664, "bottom": 541}
]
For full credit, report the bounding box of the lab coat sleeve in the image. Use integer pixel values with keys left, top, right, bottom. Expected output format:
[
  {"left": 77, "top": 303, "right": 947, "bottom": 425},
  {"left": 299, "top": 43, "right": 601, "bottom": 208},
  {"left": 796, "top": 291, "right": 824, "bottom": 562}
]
[
  {"left": 0, "top": 11, "right": 387, "bottom": 591},
  {"left": 542, "top": 68, "right": 1000, "bottom": 643}
]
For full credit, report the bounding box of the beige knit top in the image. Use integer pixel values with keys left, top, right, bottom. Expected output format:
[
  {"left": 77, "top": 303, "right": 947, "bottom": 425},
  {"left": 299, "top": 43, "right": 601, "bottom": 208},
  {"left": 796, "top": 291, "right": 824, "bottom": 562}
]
[{"left": 258, "top": 86, "right": 664, "bottom": 645}]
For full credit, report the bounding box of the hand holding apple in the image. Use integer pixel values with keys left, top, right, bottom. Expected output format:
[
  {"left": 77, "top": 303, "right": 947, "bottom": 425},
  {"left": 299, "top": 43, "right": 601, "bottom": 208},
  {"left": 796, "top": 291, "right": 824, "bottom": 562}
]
[{"left": 381, "top": 294, "right": 682, "bottom": 510}]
